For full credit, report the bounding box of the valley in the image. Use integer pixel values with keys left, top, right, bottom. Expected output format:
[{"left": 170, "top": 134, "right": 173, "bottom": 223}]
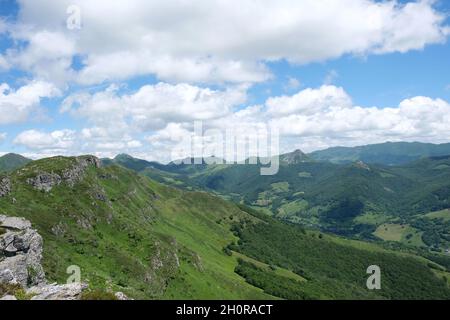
[{"left": 1, "top": 142, "right": 450, "bottom": 299}]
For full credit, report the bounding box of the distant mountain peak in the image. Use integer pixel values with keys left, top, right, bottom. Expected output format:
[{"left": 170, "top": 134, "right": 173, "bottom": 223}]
[
  {"left": 114, "top": 153, "right": 134, "bottom": 160},
  {"left": 280, "top": 149, "right": 310, "bottom": 165},
  {"left": 0, "top": 153, "right": 32, "bottom": 172}
]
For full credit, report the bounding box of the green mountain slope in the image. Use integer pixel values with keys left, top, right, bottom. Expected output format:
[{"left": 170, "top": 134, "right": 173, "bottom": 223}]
[
  {"left": 0, "top": 153, "right": 32, "bottom": 172},
  {"left": 124, "top": 153, "right": 450, "bottom": 251},
  {"left": 0, "top": 156, "right": 270, "bottom": 299},
  {"left": 2, "top": 155, "right": 449, "bottom": 299},
  {"left": 309, "top": 141, "right": 450, "bottom": 165}
]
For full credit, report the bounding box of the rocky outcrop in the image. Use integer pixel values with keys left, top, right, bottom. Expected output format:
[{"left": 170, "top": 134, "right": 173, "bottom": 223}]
[
  {"left": 0, "top": 177, "right": 11, "bottom": 197},
  {"left": 27, "top": 156, "right": 102, "bottom": 192},
  {"left": 26, "top": 173, "right": 62, "bottom": 192},
  {"left": 0, "top": 215, "right": 89, "bottom": 300},
  {"left": 27, "top": 282, "right": 88, "bottom": 300},
  {"left": 63, "top": 156, "right": 101, "bottom": 187},
  {"left": 0, "top": 215, "right": 46, "bottom": 287}
]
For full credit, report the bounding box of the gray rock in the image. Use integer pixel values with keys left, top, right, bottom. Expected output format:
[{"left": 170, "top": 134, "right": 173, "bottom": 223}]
[
  {"left": 0, "top": 216, "right": 32, "bottom": 230},
  {"left": 26, "top": 173, "right": 62, "bottom": 192},
  {"left": 0, "top": 177, "right": 11, "bottom": 198},
  {"left": 0, "top": 295, "right": 17, "bottom": 300},
  {"left": 0, "top": 215, "right": 89, "bottom": 300},
  {"left": 0, "top": 269, "right": 16, "bottom": 284},
  {"left": 79, "top": 156, "right": 102, "bottom": 169},
  {"left": 0, "top": 215, "right": 46, "bottom": 287},
  {"left": 28, "top": 282, "right": 88, "bottom": 300},
  {"left": 114, "top": 291, "right": 132, "bottom": 300},
  {"left": 62, "top": 156, "right": 101, "bottom": 187},
  {"left": 76, "top": 217, "right": 92, "bottom": 230}
]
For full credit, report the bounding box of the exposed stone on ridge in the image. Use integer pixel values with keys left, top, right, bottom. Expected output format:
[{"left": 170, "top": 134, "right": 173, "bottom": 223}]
[
  {"left": 26, "top": 173, "right": 62, "bottom": 192},
  {"left": 0, "top": 215, "right": 46, "bottom": 287},
  {"left": 0, "top": 177, "right": 11, "bottom": 197},
  {"left": 0, "top": 215, "right": 90, "bottom": 300}
]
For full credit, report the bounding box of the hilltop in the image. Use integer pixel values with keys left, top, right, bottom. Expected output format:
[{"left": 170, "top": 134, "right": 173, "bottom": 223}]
[{"left": 0, "top": 153, "right": 32, "bottom": 172}]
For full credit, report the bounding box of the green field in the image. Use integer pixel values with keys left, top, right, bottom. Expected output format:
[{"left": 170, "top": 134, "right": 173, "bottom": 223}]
[
  {"left": 373, "top": 223, "right": 425, "bottom": 247},
  {"left": 277, "top": 200, "right": 308, "bottom": 218}
]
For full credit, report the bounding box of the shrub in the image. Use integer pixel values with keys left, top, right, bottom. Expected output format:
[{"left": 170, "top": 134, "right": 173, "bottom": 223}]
[
  {"left": 0, "top": 282, "right": 22, "bottom": 297},
  {"left": 0, "top": 282, "right": 35, "bottom": 300},
  {"left": 80, "top": 289, "right": 117, "bottom": 300}
]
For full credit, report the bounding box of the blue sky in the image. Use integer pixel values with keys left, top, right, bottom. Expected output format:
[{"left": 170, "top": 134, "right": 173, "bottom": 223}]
[{"left": 0, "top": 0, "right": 450, "bottom": 161}]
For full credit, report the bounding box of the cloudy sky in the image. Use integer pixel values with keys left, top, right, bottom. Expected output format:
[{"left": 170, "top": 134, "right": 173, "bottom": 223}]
[{"left": 0, "top": 0, "right": 450, "bottom": 162}]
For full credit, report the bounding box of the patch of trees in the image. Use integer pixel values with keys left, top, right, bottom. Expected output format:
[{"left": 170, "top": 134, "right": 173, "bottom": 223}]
[{"left": 232, "top": 217, "right": 450, "bottom": 299}]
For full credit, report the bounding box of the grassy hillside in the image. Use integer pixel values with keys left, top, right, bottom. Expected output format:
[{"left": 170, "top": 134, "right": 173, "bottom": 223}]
[
  {"left": 1, "top": 155, "right": 449, "bottom": 299},
  {"left": 0, "top": 156, "right": 270, "bottom": 299}
]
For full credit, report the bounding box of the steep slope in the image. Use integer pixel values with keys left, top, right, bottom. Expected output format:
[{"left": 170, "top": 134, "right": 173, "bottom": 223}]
[
  {"left": 0, "top": 153, "right": 32, "bottom": 172},
  {"left": 0, "top": 155, "right": 271, "bottom": 299},
  {"left": 309, "top": 141, "right": 450, "bottom": 165}
]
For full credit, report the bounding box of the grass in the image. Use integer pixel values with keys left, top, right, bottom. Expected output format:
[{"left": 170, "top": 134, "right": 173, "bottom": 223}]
[
  {"left": 277, "top": 200, "right": 308, "bottom": 218},
  {"left": 232, "top": 251, "right": 306, "bottom": 283},
  {"left": 298, "top": 172, "right": 312, "bottom": 178},
  {"left": 373, "top": 223, "right": 425, "bottom": 247},
  {"left": 426, "top": 209, "right": 450, "bottom": 222},
  {"left": 270, "top": 182, "right": 290, "bottom": 193},
  {"left": 0, "top": 157, "right": 272, "bottom": 299},
  {"left": 374, "top": 223, "right": 408, "bottom": 242},
  {"left": 3, "top": 155, "right": 450, "bottom": 300},
  {"left": 354, "top": 212, "right": 390, "bottom": 225},
  {"left": 80, "top": 289, "right": 118, "bottom": 300}
]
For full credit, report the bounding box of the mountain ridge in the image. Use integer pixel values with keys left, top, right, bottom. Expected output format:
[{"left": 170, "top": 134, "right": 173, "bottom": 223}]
[{"left": 1, "top": 155, "right": 449, "bottom": 299}]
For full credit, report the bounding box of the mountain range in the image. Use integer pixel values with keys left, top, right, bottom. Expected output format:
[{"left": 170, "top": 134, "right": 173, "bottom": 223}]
[{"left": 1, "top": 141, "right": 450, "bottom": 299}]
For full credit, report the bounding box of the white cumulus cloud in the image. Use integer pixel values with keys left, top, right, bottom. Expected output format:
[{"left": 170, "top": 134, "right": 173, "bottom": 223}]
[
  {"left": 0, "top": 81, "right": 60, "bottom": 125},
  {"left": 4, "top": 0, "right": 448, "bottom": 85},
  {"left": 13, "top": 129, "right": 76, "bottom": 151}
]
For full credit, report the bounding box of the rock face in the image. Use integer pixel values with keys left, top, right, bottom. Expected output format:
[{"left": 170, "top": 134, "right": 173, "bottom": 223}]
[
  {"left": 63, "top": 156, "right": 101, "bottom": 187},
  {"left": 0, "top": 177, "right": 11, "bottom": 197},
  {"left": 0, "top": 215, "right": 46, "bottom": 287},
  {"left": 26, "top": 173, "right": 62, "bottom": 192},
  {"left": 0, "top": 215, "right": 89, "bottom": 300}
]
